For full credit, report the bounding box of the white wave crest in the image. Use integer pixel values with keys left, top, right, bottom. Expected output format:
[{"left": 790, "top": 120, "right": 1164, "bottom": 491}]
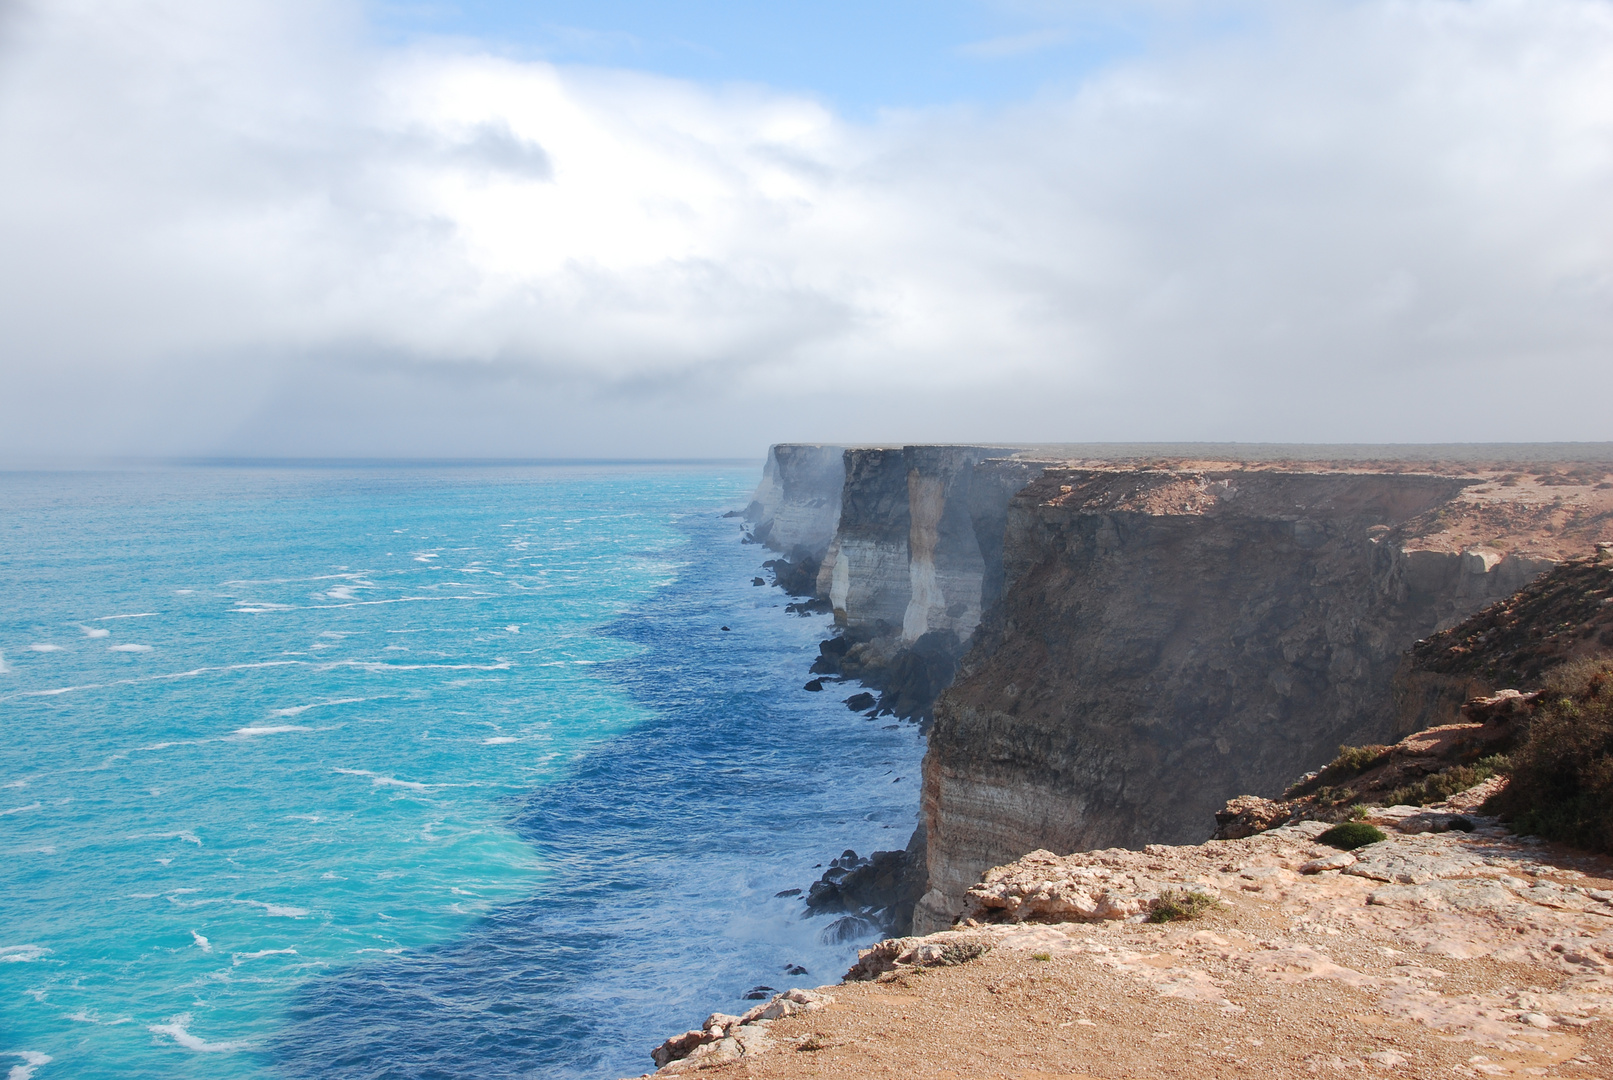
[
  {"left": 27, "top": 644, "right": 63, "bottom": 652},
  {"left": 148, "top": 1014, "right": 251, "bottom": 1053},
  {"left": 332, "top": 768, "right": 433, "bottom": 791},
  {"left": 108, "top": 644, "right": 153, "bottom": 653},
  {"left": 190, "top": 931, "right": 211, "bottom": 953},
  {"left": 1, "top": 803, "right": 41, "bottom": 817},
  {"left": 231, "top": 947, "right": 297, "bottom": 965},
  {"left": 95, "top": 612, "right": 160, "bottom": 620},
  {"left": 481, "top": 736, "right": 518, "bottom": 744},
  {"left": 229, "top": 725, "right": 311, "bottom": 738},
  {"left": 7, "top": 1051, "right": 53, "bottom": 1080},
  {"left": 234, "top": 899, "right": 310, "bottom": 918},
  {"left": 0, "top": 945, "right": 50, "bottom": 962},
  {"left": 270, "top": 697, "right": 365, "bottom": 717}
]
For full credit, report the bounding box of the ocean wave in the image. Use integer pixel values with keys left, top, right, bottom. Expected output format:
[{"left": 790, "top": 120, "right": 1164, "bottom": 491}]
[
  {"left": 108, "top": 644, "right": 154, "bottom": 653},
  {"left": 26, "top": 643, "right": 63, "bottom": 652},
  {"left": 481, "top": 736, "right": 518, "bottom": 744},
  {"left": 0, "top": 944, "right": 50, "bottom": 963},
  {"left": 234, "top": 900, "right": 310, "bottom": 918},
  {"left": 77, "top": 625, "right": 110, "bottom": 638},
  {"left": 148, "top": 1014, "right": 252, "bottom": 1053},
  {"left": 332, "top": 768, "right": 435, "bottom": 791},
  {"left": 129, "top": 831, "right": 202, "bottom": 846},
  {"left": 325, "top": 659, "right": 511, "bottom": 673},
  {"left": 191, "top": 930, "right": 212, "bottom": 952},
  {"left": 270, "top": 697, "right": 365, "bottom": 717},
  {"left": 95, "top": 612, "right": 161, "bottom": 620},
  {"left": 0, "top": 803, "right": 41, "bottom": 817},
  {"left": 230, "top": 726, "right": 312, "bottom": 738},
  {"left": 6, "top": 1051, "right": 52, "bottom": 1080},
  {"left": 232, "top": 947, "right": 298, "bottom": 965}
]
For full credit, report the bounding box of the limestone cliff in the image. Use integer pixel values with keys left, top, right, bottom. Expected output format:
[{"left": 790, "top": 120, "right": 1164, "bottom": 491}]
[
  {"left": 744, "top": 443, "right": 845, "bottom": 566},
  {"left": 915, "top": 460, "right": 1613, "bottom": 932}
]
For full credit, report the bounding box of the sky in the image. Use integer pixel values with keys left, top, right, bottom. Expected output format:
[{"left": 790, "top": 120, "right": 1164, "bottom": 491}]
[{"left": 1, "top": 0, "right": 1610, "bottom": 460}]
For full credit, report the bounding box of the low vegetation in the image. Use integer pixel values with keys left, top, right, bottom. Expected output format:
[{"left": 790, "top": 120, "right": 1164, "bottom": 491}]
[
  {"left": 935, "top": 941, "right": 992, "bottom": 966},
  {"left": 1317, "top": 822, "right": 1387, "bottom": 850},
  {"left": 1147, "top": 889, "right": 1223, "bottom": 923},
  {"left": 1494, "top": 659, "right": 1613, "bottom": 852},
  {"left": 1386, "top": 755, "right": 1511, "bottom": 807}
]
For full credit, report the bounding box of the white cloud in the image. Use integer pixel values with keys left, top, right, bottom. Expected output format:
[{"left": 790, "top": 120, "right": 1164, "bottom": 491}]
[{"left": 1, "top": 0, "right": 1611, "bottom": 457}]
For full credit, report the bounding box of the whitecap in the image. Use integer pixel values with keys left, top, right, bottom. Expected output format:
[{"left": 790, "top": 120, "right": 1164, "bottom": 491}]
[
  {"left": 66, "top": 1010, "right": 133, "bottom": 1025},
  {"left": 148, "top": 1014, "right": 251, "bottom": 1053},
  {"left": 332, "top": 768, "right": 433, "bottom": 791},
  {"left": 269, "top": 697, "right": 364, "bottom": 718},
  {"left": 108, "top": 644, "right": 153, "bottom": 653},
  {"left": 190, "top": 931, "right": 212, "bottom": 953},
  {"left": 481, "top": 736, "right": 518, "bottom": 745},
  {"left": 7, "top": 1051, "right": 52, "bottom": 1080},
  {"left": 233, "top": 900, "right": 309, "bottom": 918},
  {"left": 27, "top": 644, "right": 63, "bottom": 652},
  {"left": 505, "top": 624, "right": 520, "bottom": 633},
  {"left": 95, "top": 612, "right": 160, "bottom": 621},
  {"left": 22, "top": 684, "right": 102, "bottom": 696},
  {"left": 231, "top": 947, "right": 297, "bottom": 965},
  {"left": 0, "top": 652, "right": 10, "bottom": 675},
  {"left": 77, "top": 625, "right": 110, "bottom": 638},
  {"left": 229, "top": 726, "right": 311, "bottom": 738},
  {"left": 130, "top": 831, "right": 201, "bottom": 846},
  {"left": 1, "top": 803, "right": 41, "bottom": 817},
  {"left": 0, "top": 945, "right": 49, "bottom": 963}
]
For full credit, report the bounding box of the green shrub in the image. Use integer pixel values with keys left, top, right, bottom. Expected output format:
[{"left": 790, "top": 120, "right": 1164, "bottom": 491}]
[
  {"left": 1031, "top": 952, "right": 1051, "bottom": 962},
  {"left": 935, "top": 941, "right": 992, "bottom": 966},
  {"left": 1316, "top": 822, "right": 1387, "bottom": 850},
  {"left": 1496, "top": 660, "right": 1613, "bottom": 852},
  {"left": 1147, "top": 889, "right": 1223, "bottom": 923},
  {"left": 1288, "top": 744, "right": 1392, "bottom": 797},
  {"left": 1386, "top": 755, "right": 1510, "bottom": 807},
  {"left": 1331, "top": 744, "right": 1391, "bottom": 774}
]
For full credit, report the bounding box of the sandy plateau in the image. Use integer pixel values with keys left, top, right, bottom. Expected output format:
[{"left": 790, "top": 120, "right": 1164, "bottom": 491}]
[{"left": 636, "top": 796, "right": 1613, "bottom": 1078}]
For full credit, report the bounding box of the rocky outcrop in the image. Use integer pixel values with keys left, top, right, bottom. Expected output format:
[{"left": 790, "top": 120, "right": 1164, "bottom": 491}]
[
  {"left": 1394, "top": 544, "right": 1613, "bottom": 734},
  {"left": 637, "top": 813, "right": 1613, "bottom": 1079},
  {"left": 641, "top": 988, "right": 836, "bottom": 1075},
  {"left": 915, "top": 465, "right": 1613, "bottom": 932},
  {"left": 800, "top": 827, "right": 928, "bottom": 941}
]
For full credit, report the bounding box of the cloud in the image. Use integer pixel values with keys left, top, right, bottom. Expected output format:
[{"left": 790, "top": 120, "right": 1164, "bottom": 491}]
[
  {"left": 1, "top": 0, "right": 1611, "bottom": 457},
  {"left": 958, "top": 27, "right": 1071, "bottom": 59}
]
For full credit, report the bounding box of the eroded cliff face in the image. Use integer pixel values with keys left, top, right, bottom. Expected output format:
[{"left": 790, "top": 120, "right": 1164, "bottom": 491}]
[
  {"left": 914, "top": 464, "right": 1610, "bottom": 932},
  {"left": 815, "top": 446, "right": 1018, "bottom": 645},
  {"left": 745, "top": 444, "right": 845, "bottom": 562}
]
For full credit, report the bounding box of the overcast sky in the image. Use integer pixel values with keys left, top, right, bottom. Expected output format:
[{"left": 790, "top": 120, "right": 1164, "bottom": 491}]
[{"left": 1, "top": 0, "right": 1610, "bottom": 460}]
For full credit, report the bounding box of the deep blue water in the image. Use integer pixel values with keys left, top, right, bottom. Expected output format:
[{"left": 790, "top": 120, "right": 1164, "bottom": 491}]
[{"left": 0, "top": 464, "right": 924, "bottom": 1080}]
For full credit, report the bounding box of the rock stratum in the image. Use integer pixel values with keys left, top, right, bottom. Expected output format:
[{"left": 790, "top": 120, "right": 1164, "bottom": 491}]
[{"left": 746, "top": 444, "right": 1613, "bottom": 936}]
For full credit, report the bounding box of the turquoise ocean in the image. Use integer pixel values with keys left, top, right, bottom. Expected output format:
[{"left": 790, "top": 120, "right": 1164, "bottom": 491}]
[{"left": 0, "top": 463, "right": 924, "bottom": 1079}]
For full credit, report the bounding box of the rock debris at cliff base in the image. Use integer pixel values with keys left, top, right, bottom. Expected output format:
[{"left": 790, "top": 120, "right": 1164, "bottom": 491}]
[{"left": 634, "top": 817, "right": 1613, "bottom": 1079}]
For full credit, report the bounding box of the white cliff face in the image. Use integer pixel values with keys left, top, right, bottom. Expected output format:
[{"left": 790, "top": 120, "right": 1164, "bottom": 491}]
[{"left": 745, "top": 444, "right": 845, "bottom": 558}]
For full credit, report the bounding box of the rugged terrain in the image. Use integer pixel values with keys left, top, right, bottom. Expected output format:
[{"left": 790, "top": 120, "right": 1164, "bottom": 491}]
[
  {"left": 918, "top": 458, "right": 1613, "bottom": 931},
  {"left": 637, "top": 806, "right": 1613, "bottom": 1079}
]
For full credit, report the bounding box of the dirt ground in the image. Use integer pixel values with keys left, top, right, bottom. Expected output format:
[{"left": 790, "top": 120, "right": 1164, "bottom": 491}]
[{"left": 641, "top": 816, "right": 1613, "bottom": 1080}]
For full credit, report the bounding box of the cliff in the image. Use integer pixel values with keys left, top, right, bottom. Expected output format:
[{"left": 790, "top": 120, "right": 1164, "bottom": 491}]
[
  {"left": 743, "top": 446, "right": 1613, "bottom": 937},
  {"left": 915, "top": 458, "right": 1613, "bottom": 931}
]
